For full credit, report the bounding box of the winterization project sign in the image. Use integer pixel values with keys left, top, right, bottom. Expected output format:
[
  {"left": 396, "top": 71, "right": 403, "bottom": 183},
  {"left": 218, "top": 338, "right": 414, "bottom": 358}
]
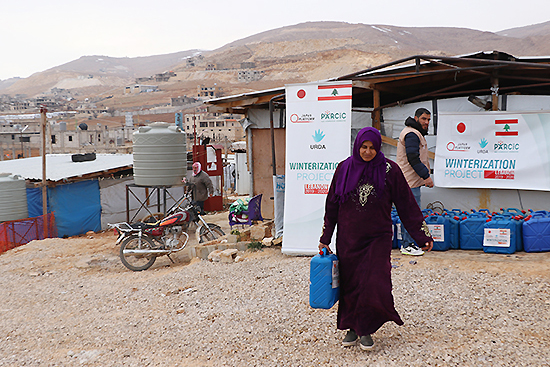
[
  {"left": 434, "top": 112, "right": 550, "bottom": 190},
  {"left": 282, "top": 81, "right": 352, "bottom": 255}
]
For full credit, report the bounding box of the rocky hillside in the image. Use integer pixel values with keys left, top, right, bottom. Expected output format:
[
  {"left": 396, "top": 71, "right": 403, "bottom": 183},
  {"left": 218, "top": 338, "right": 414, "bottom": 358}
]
[
  {"left": 497, "top": 20, "right": 550, "bottom": 38},
  {"left": 2, "top": 50, "right": 201, "bottom": 97},
  {"left": 3, "top": 21, "right": 550, "bottom": 102}
]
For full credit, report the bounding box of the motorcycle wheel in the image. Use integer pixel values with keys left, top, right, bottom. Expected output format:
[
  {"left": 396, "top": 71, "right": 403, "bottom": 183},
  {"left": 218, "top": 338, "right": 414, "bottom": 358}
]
[
  {"left": 120, "top": 235, "right": 157, "bottom": 271},
  {"left": 196, "top": 223, "right": 225, "bottom": 243}
]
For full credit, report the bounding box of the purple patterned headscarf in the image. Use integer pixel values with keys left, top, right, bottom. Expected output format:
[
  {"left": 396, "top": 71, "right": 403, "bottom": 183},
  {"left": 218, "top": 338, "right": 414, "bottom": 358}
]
[{"left": 333, "top": 127, "right": 386, "bottom": 203}]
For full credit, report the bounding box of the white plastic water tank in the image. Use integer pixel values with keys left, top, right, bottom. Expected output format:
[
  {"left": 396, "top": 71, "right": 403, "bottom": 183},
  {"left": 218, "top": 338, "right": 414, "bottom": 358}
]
[
  {"left": 0, "top": 173, "right": 28, "bottom": 222},
  {"left": 132, "top": 122, "right": 187, "bottom": 186}
]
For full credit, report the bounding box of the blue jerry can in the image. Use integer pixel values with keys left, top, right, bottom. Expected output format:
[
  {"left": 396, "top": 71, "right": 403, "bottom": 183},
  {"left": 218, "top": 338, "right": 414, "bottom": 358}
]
[
  {"left": 459, "top": 212, "right": 487, "bottom": 250},
  {"left": 395, "top": 215, "right": 417, "bottom": 248},
  {"left": 501, "top": 208, "right": 526, "bottom": 251},
  {"left": 500, "top": 212, "right": 524, "bottom": 251},
  {"left": 309, "top": 248, "right": 340, "bottom": 309},
  {"left": 391, "top": 210, "right": 398, "bottom": 249},
  {"left": 425, "top": 214, "right": 450, "bottom": 251},
  {"left": 523, "top": 213, "right": 550, "bottom": 252},
  {"left": 442, "top": 211, "right": 461, "bottom": 250},
  {"left": 501, "top": 207, "right": 525, "bottom": 217},
  {"left": 395, "top": 215, "right": 404, "bottom": 249},
  {"left": 483, "top": 215, "right": 516, "bottom": 254}
]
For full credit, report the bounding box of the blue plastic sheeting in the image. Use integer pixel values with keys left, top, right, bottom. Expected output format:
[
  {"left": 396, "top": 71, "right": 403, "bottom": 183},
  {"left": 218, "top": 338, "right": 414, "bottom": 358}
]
[
  {"left": 50, "top": 180, "right": 101, "bottom": 237},
  {"left": 26, "top": 180, "right": 101, "bottom": 237},
  {"left": 26, "top": 187, "right": 50, "bottom": 218}
]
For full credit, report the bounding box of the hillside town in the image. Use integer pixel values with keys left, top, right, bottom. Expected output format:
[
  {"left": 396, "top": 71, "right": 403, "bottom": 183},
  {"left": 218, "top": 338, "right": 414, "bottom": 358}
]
[{"left": 0, "top": 86, "right": 243, "bottom": 159}]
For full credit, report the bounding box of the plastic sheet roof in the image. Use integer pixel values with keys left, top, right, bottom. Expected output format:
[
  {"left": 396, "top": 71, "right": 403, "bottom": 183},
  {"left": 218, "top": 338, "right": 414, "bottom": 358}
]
[{"left": 0, "top": 154, "right": 133, "bottom": 182}]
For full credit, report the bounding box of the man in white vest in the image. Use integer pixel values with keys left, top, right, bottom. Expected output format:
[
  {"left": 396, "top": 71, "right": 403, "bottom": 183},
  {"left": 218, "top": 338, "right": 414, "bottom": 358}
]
[{"left": 396, "top": 108, "right": 434, "bottom": 256}]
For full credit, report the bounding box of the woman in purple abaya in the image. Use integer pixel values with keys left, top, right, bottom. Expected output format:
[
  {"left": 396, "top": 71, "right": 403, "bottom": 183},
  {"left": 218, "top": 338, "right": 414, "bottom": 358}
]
[{"left": 319, "top": 127, "right": 433, "bottom": 350}]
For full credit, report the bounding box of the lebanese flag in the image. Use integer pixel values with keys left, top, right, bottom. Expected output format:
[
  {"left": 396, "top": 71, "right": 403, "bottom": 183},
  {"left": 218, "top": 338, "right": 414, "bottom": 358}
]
[
  {"left": 495, "top": 119, "right": 519, "bottom": 136},
  {"left": 317, "top": 83, "right": 352, "bottom": 101}
]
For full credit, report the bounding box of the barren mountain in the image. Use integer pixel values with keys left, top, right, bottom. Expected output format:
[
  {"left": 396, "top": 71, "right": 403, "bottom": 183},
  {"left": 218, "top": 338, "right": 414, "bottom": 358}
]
[
  {"left": 497, "top": 20, "right": 550, "bottom": 38},
  {"left": 0, "top": 77, "right": 20, "bottom": 91},
  {"left": 218, "top": 21, "right": 509, "bottom": 55},
  {"left": 3, "top": 21, "right": 550, "bottom": 101},
  {"left": 2, "top": 50, "right": 201, "bottom": 97}
]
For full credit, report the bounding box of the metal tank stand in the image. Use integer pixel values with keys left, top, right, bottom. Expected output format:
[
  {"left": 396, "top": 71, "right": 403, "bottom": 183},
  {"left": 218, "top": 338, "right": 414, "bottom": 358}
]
[{"left": 125, "top": 184, "right": 183, "bottom": 223}]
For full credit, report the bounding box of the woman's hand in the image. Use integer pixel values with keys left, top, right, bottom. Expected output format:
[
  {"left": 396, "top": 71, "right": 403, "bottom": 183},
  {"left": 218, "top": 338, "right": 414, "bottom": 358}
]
[
  {"left": 422, "top": 240, "right": 433, "bottom": 252},
  {"left": 318, "top": 242, "right": 332, "bottom": 254}
]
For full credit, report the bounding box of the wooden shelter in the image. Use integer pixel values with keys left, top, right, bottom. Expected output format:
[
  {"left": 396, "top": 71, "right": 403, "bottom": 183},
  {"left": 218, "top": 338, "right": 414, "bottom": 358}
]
[{"left": 206, "top": 51, "right": 550, "bottom": 216}]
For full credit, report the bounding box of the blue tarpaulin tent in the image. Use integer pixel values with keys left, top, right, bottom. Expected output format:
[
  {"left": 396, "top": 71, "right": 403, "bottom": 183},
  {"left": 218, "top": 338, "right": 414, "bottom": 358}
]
[{"left": 27, "top": 180, "right": 101, "bottom": 237}]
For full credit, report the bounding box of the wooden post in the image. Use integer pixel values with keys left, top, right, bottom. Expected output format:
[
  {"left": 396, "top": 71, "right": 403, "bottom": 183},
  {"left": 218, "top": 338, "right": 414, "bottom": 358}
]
[
  {"left": 373, "top": 89, "right": 381, "bottom": 130},
  {"left": 40, "top": 106, "right": 48, "bottom": 238},
  {"left": 478, "top": 75, "right": 501, "bottom": 208},
  {"left": 491, "top": 76, "right": 499, "bottom": 111}
]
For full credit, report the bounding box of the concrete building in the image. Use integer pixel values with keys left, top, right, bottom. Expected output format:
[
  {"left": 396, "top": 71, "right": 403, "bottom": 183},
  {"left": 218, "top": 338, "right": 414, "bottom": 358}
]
[
  {"left": 238, "top": 70, "right": 264, "bottom": 82},
  {"left": 0, "top": 112, "right": 135, "bottom": 160},
  {"left": 171, "top": 96, "right": 198, "bottom": 107},
  {"left": 197, "top": 85, "right": 223, "bottom": 98},
  {"left": 124, "top": 84, "right": 159, "bottom": 94},
  {"left": 241, "top": 62, "right": 256, "bottom": 69},
  {"left": 183, "top": 112, "right": 244, "bottom": 147}
]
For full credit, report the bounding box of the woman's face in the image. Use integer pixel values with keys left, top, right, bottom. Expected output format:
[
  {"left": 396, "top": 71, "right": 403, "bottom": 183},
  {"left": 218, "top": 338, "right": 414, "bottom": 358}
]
[{"left": 359, "top": 140, "right": 377, "bottom": 162}]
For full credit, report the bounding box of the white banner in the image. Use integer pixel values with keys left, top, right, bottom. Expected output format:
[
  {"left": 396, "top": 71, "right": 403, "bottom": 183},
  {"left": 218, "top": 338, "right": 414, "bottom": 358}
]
[
  {"left": 434, "top": 112, "right": 550, "bottom": 190},
  {"left": 282, "top": 81, "right": 352, "bottom": 255}
]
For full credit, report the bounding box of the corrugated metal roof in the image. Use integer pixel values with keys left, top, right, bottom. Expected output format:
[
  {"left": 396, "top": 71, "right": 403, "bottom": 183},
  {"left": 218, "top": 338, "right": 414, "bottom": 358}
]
[
  {"left": 206, "top": 86, "right": 285, "bottom": 104},
  {"left": 207, "top": 51, "right": 550, "bottom": 113},
  {"left": 0, "top": 154, "right": 133, "bottom": 182}
]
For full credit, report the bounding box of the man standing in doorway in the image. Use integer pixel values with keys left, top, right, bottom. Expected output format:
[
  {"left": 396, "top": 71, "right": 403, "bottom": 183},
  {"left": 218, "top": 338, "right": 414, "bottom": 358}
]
[
  {"left": 188, "top": 162, "right": 214, "bottom": 214},
  {"left": 396, "top": 108, "right": 434, "bottom": 256}
]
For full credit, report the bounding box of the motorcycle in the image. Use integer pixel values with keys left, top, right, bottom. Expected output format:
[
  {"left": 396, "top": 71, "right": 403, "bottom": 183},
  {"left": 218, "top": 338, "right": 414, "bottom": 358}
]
[{"left": 109, "top": 188, "right": 225, "bottom": 271}]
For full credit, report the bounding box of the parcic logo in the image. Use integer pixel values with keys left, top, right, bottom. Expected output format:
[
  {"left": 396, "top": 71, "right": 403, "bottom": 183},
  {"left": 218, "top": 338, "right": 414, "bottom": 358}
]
[
  {"left": 320, "top": 110, "right": 347, "bottom": 121},
  {"left": 494, "top": 140, "right": 520, "bottom": 153},
  {"left": 312, "top": 129, "right": 325, "bottom": 142}
]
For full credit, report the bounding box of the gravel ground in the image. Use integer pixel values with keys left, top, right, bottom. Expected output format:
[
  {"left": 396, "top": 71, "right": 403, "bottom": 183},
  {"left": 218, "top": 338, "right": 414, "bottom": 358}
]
[{"left": 0, "top": 227, "right": 549, "bottom": 366}]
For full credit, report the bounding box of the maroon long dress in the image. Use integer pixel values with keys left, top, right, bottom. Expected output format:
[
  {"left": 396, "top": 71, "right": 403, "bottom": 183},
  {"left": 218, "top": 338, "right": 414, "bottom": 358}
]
[{"left": 320, "top": 159, "right": 432, "bottom": 336}]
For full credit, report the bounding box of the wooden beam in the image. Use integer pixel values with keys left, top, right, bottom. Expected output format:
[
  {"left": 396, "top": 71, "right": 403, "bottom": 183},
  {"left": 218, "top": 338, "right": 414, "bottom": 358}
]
[
  {"left": 372, "top": 89, "right": 381, "bottom": 130},
  {"left": 381, "top": 135, "right": 435, "bottom": 159},
  {"left": 352, "top": 80, "right": 373, "bottom": 89},
  {"left": 40, "top": 106, "right": 48, "bottom": 238},
  {"left": 224, "top": 97, "right": 259, "bottom": 107},
  {"left": 491, "top": 76, "right": 499, "bottom": 111},
  {"left": 381, "top": 135, "right": 397, "bottom": 147}
]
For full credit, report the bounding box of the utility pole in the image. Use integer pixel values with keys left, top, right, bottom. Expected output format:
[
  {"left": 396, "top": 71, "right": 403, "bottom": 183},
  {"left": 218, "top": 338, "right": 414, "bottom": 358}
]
[
  {"left": 40, "top": 106, "right": 48, "bottom": 238},
  {"left": 193, "top": 113, "right": 197, "bottom": 146}
]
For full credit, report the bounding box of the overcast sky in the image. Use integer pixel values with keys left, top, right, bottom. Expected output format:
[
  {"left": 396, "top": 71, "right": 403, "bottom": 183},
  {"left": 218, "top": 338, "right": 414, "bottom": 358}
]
[{"left": 1, "top": 0, "right": 548, "bottom": 80}]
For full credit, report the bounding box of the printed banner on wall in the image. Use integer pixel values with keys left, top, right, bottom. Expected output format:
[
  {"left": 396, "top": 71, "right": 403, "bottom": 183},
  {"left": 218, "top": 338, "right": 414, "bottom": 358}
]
[
  {"left": 282, "top": 81, "right": 352, "bottom": 255},
  {"left": 434, "top": 112, "right": 550, "bottom": 190}
]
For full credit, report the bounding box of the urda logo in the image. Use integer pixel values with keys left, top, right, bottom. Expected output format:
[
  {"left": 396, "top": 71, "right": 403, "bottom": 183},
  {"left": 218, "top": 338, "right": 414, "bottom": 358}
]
[{"left": 310, "top": 129, "right": 326, "bottom": 149}]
